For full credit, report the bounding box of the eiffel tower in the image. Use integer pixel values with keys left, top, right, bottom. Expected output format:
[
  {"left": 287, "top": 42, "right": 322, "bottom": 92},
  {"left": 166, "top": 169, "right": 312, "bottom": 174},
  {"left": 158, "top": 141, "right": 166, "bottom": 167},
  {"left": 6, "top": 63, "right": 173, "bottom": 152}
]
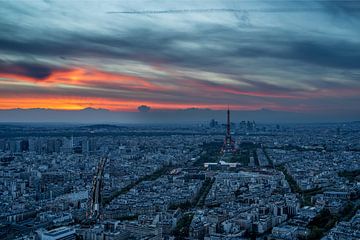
[{"left": 223, "top": 107, "right": 235, "bottom": 154}]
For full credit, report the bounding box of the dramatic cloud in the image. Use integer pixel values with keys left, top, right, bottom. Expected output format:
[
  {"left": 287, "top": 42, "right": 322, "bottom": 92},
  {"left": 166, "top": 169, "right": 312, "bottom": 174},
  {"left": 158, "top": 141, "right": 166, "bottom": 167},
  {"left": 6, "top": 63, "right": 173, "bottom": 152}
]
[
  {"left": 0, "top": 0, "right": 359, "bottom": 120},
  {"left": 0, "top": 60, "right": 60, "bottom": 80}
]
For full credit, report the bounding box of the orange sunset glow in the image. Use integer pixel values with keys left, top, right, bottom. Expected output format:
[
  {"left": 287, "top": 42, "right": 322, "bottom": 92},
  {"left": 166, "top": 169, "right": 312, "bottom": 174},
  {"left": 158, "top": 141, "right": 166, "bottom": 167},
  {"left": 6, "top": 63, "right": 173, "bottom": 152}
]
[{"left": 0, "top": 66, "right": 302, "bottom": 111}]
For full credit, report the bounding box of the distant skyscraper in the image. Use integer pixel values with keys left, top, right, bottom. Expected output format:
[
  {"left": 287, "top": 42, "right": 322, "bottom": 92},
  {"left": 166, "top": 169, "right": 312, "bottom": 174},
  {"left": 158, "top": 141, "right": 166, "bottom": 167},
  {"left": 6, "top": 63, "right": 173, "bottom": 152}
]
[
  {"left": 82, "top": 138, "right": 97, "bottom": 154},
  {"left": 20, "top": 139, "right": 29, "bottom": 152},
  {"left": 209, "top": 119, "right": 218, "bottom": 128}
]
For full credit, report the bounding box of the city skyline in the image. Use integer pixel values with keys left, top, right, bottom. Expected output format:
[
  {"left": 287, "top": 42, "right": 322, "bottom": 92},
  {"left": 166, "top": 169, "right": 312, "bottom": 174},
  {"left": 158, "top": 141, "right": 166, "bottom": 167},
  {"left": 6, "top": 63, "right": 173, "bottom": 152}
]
[
  {"left": 1, "top": 0, "right": 360, "bottom": 122},
  {"left": 1, "top": 2, "right": 360, "bottom": 239}
]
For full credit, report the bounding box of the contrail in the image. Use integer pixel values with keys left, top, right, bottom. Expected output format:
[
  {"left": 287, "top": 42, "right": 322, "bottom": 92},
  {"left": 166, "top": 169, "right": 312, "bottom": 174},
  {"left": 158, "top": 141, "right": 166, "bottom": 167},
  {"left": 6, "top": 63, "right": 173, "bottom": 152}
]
[{"left": 107, "top": 7, "right": 360, "bottom": 15}]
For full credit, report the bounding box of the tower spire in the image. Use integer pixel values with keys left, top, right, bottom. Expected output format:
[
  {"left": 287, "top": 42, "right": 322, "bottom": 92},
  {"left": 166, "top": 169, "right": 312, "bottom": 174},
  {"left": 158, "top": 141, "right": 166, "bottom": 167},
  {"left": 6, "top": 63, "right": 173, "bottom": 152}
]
[
  {"left": 227, "top": 106, "right": 230, "bottom": 137},
  {"left": 223, "top": 106, "right": 235, "bottom": 153}
]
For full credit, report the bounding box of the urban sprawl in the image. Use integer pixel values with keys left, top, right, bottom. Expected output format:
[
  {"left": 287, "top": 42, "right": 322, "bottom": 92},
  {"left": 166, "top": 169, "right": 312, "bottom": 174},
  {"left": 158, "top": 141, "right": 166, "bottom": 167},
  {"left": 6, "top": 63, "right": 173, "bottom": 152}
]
[{"left": 0, "top": 114, "right": 359, "bottom": 240}]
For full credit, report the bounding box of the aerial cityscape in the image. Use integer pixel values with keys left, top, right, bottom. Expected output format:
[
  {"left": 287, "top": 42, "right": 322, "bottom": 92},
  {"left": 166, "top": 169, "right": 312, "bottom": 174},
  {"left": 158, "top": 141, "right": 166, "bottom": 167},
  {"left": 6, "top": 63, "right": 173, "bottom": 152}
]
[{"left": 0, "top": 1, "right": 360, "bottom": 240}]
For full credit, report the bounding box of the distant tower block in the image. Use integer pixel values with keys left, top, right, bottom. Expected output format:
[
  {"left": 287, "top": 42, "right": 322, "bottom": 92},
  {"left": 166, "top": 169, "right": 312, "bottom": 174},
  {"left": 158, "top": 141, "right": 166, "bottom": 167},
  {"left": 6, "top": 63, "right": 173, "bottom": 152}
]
[{"left": 223, "top": 107, "right": 235, "bottom": 153}]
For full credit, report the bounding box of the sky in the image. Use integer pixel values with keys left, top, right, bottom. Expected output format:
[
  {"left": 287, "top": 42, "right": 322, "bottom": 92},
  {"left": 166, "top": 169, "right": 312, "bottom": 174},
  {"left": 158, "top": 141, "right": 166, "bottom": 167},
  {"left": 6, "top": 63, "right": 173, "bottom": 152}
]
[{"left": 0, "top": 0, "right": 360, "bottom": 120}]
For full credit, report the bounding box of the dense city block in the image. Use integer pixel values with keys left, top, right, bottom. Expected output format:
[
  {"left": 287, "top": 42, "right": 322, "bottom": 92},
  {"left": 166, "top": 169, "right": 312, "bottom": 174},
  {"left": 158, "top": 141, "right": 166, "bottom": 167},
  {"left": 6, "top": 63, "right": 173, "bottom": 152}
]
[{"left": 0, "top": 120, "right": 359, "bottom": 239}]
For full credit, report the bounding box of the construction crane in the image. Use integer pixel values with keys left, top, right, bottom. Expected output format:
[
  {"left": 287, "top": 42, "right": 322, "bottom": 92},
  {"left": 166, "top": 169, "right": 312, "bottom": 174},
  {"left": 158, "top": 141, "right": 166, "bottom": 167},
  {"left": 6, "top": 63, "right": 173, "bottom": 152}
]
[{"left": 87, "top": 156, "right": 108, "bottom": 221}]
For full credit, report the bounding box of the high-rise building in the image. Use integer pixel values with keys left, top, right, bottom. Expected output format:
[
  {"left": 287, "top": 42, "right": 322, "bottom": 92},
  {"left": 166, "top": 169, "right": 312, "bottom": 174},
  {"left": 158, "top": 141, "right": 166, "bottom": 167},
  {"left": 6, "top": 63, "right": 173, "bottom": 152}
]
[
  {"left": 61, "top": 137, "right": 73, "bottom": 153},
  {"left": 0, "top": 139, "right": 5, "bottom": 152},
  {"left": 209, "top": 119, "right": 218, "bottom": 128},
  {"left": 82, "top": 138, "right": 97, "bottom": 154},
  {"left": 20, "top": 139, "right": 29, "bottom": 152}
]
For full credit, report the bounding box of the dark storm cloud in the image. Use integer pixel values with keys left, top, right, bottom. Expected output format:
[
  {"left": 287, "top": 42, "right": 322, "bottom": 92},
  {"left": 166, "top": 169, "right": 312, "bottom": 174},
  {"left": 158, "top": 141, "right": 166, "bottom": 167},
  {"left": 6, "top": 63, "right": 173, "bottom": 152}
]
[
  {"left": 1, "top": 0, "right": 359, "bottom": 74},
  {"left": 320, "top": 0, "right": 360, "bottom": 16},
  {"left": 288, "top": 41, "right": 360, "bottom": 69},
  {"left": 1, "top": 26, "right": 359, "bottom": 74},
  {"left": 0, "top": 37, "right": 125, "bottom": 59},
  {"left": 0, "top": 20, "right": 360, "bottom": 77},
  {"left": 0, "top": 60, "right": 67, "bottom": 80}
]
